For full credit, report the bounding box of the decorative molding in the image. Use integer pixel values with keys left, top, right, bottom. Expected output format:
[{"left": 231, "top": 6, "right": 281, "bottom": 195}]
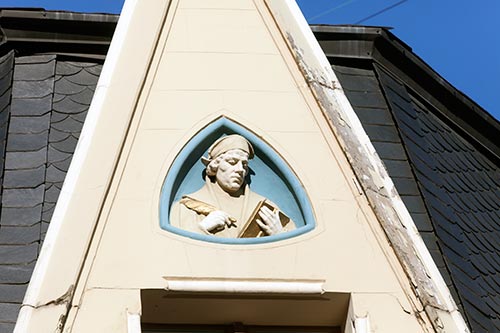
[{"left": 163, "top": 277, "right": 325, "bottom": 294}]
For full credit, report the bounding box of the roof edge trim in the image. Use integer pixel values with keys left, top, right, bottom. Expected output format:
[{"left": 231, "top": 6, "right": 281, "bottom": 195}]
[
  {"left": 0, "top": 8, "right": 119, "bottom": 23},
  {"left": 14, "top": 0, "right": 150, "bottom": 330},
  {"left": 0, "top": 8, "right": 118, "bottom": 58},
  {"left": 269, "top": 2, "right": 469, "bottom": 332}
]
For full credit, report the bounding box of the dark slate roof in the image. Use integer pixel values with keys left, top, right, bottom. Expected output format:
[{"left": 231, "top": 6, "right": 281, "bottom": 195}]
[
  {"left": 313, "top": 25, "right": 500, "bottom": 332},
  {"left": 0, "top": 9, "right": 113, "bottom": 332}
]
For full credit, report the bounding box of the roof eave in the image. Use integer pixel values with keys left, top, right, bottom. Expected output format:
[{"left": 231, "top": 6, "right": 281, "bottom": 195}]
[
  {"left": 311, "top": 24, "right": 500, "bottom": 161},
  {"left": 0, "top": 8, "right": 118, "bottom": 59}
]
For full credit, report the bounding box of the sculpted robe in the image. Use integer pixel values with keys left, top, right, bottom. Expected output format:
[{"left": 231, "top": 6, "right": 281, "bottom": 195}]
[{"left": 170, "top": 180, "right": 295, "bottom": 238}]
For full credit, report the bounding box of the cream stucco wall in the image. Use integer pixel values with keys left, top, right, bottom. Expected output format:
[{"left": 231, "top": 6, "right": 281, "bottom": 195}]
[{"left": 17, "top": 1, "right": 434, "bottom": 332}]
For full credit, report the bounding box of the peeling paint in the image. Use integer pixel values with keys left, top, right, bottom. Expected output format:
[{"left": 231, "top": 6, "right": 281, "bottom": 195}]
[
  {"left": 55, "top": 313, "right": 66, "bottom": 333},
  {"left": 31, "top": 285, "right": 73, "bottom": 332},
  {"left": 284, "top": 32, "right": 468, "bottom": 333},
  {"left": 22, "top": 284, "right": 74, "bottom": 310},
  {"left": 352, "top": 177, "right": 364, "bottom": 196}
]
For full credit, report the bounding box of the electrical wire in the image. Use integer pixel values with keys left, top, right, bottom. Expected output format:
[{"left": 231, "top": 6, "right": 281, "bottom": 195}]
[
  {"left": 307, "top": 0, "right": 359, "bottom": 22},
  {"left": 354, "top": 0, "right": 409, "bottom": 25}
]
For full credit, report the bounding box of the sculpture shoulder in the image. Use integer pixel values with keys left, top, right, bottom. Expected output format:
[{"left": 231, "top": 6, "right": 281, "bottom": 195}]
[{"left": 183, "top": 184, "right": 215, "bottom": 205}]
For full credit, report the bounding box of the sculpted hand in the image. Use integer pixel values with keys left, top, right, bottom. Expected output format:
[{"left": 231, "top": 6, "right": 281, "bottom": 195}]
[
  {"left": 256, "top": 206, "right": 283, "bottom": 235},
  {"left": 199, "top": 210, "right": 232, "bottom": 234}
]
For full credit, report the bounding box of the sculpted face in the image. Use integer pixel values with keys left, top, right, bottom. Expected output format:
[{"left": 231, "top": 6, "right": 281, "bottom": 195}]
[{"left": 215, "top": 149, "right": 249, "bottom": 194}]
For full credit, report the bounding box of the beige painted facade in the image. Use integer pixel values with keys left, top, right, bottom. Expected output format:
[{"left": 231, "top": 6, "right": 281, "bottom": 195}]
[{"left": 15, "top": 1, "right": 462, "bottom": 332}]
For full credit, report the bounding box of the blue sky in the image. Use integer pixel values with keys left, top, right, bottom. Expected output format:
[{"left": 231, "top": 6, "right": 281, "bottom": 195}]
[{"left": 3, "top": 0, "right": 499, "bottom": 121}]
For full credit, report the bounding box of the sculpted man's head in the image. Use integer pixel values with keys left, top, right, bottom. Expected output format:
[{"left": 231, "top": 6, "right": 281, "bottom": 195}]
[{"left": 202, "top": 135, "right": 254, "bottom": 194}]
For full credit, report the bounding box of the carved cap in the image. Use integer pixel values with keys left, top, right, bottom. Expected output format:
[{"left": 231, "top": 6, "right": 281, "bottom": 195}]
[{"left": 201, "top": 134, "right": 254, "bottom": 165}]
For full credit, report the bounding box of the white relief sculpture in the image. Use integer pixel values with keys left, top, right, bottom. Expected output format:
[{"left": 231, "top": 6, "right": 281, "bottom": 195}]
[{"left": 170, "top": 134, "right": 294, "bottom": 238}]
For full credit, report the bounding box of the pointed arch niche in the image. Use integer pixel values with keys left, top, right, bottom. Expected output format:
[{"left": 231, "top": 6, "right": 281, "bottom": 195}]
[{"left": 160, "top": 117, "right": 315, "bottom": 244}]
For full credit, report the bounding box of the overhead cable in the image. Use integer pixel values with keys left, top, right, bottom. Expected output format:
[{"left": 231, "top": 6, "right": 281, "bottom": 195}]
[
  {"left": 354, "top": 0, "right": 409, "bottom": 25},
  {"left": 308, "top": 0, "right": 359, "bottom": 21}
]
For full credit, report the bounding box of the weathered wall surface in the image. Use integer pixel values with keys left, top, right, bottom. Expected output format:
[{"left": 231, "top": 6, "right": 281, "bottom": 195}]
[{"left": 18, "top": 1, "right": 431, "bottom": 332}]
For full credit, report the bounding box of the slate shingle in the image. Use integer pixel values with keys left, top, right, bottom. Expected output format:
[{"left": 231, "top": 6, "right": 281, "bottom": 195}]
[
  {"left": 4, "top": 148, "right": 47, "bottom": 170},
  {"left": 51, "top": 156, "right": 72, "bottom": 171},
  {"left": 0, "top": 303, "right": 20, "bottom": 322},
  {"left": 50, "top": 131, "right": 78, "bottom": 153},
  {"left": 0, "top": 261, "right": 36, "bottom": 285},
  {"left": 42, "top": 206, "right": 55, "bottom": 223},
  {"left": 40, "top": 222, "right": 50, "bottom": 241},
  {"left": 383, "top": 160, "right": 414, "bottom": 178},
  {"left": 8, "top": 114, "right": 51, "bottom": 134},
  {"left": 0, "top": 52, "right": 14, "bottom": 77},
  {"left": 10, "top": 95, "right": 52, "bottom": 116},
  {"left": 55, "top": 61, "right": 83, "bottom": 76},
  {"left": 64, "top": 65, "right": 100, "bottom": 86},
  {"left": 49, "top": 110, "right": 68, "bottom": 123},
  {"left": 51, "top": 115, "right": 86, "bottom": 133},
  {"left": 354, "top": 107, "right": 394, "bottom": 125},
  {"left": 401, "top": 195, "right": 429, "bottom": 214},
  {"left": 0, "top": 38, "right": 105, "bottom": 332},
  {"left": 15, "top": 55, "right": 54, "bottom": 65},
  {"left": 342, "top": 90, "right": 388, "bottom": 109},
  {"left": 0, "top": 52, "right": 14, "bottom": 224},
  {"left": 2, "top": 186, "right": 45, "bottom": 208},
  {"left": 0, "top": 109, "right": 9, "bottom": 128},
  {"left": 0, "top": 55, "right": 56, "bottom": 330},
  {"left": 0, "top": 244, "right": 38, "bottom": 264},
  {"left": 0, "top": 90, "right": 11, "bottom": 113},
  {"left": 363, "top": 124, "right": 401, "bottom": 142},
  {"left": 0, "top": 123, "right": 8, "bottom": 144},
  {"left": 392, "top": 177, "right": 420, "bottom": 195},
  {"left": 409, "top": 212, "right": 434, "bottom": 232},
  {"left": 83, "top": 63, "right": 103, "bottom": 76},
  {"left": 48, "top": 127, "right": 71, "bottom": 143},
  {"left": 45, "top": 165, "right": 67, "bottom": 183},
  {"left": 3, "top": 166, "right": 45, "bottom": 188},
  {"left": 43, "top": 183, "right": 62, "bottom": 203},
  {"left": 372, "top": 142, "right": 407, "bottom": 160},
  {"left": 1, "top": 206, "right": 43, "bottom": 227},
  {"left": 0, "top": 284, "right": 27, "bottom": 303},
  {"left": 13, "top": 60, "right": 56, "bottom": 81},
  {"left": 0, "top": 73, "right": 13, "bottom": 97},
  {"left": 69, "top": 88, "right": 97, "bottom": 105},
  {"left": 40, "top": 60, "right": 101, "bottom": 238},
  {"left": 336, "top": 72, "right": 380, "bottom": 92},
  {"left": 333, "top": 64, "right": 373, "bottom": 76},
  {"left": 12, "top": 79, "right": 54, "bottom": 99},
  {"left": 372, "top": 63, "right": 500, "bottom": 331},
  {"left": 53, "top": 97, "right": 91, "bottom": 113},
  {"left": 0, "top": 225, "right": 40, "bottom": 245},
  {"left": 0, "top": 322, "right": 15, "bottom": 333},
  {"left": 6, "top": 132, "right": 49, "bottom": 152}
]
